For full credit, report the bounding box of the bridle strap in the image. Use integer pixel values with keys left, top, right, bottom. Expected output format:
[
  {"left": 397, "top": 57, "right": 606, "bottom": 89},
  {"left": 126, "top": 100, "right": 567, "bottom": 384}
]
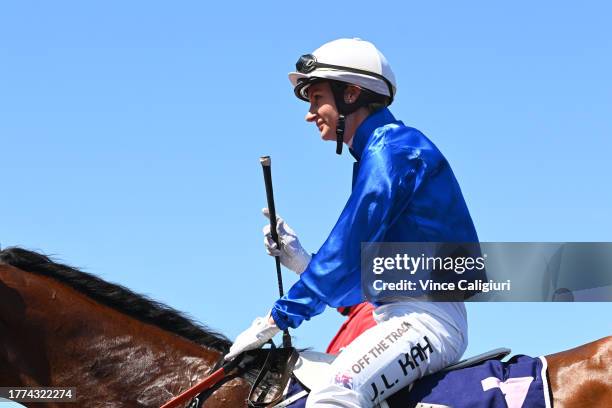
[{"left": 247, "top": 347, "right": 299, "bottom": 407}]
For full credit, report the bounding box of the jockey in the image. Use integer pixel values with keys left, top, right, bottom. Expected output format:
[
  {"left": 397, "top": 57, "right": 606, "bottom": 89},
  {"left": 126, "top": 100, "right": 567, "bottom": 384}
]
[{"left": 226, "top": 38, "right": 479, "bottom": 407}]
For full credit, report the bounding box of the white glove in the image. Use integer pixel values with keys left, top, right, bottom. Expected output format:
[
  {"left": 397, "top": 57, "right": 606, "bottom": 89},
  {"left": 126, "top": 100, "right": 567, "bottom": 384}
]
[
  {"left": 225, "top": 313, "right": 280, "bottom": 361},
  {"left": 262, "top": 208, "right": 312, "bottom": 274}
]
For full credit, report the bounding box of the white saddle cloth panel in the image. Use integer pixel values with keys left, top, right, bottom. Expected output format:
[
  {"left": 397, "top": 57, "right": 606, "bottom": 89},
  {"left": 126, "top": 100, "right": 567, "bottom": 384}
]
[{"left": 290, "top": 351, "right": 455, "bottom": 408}]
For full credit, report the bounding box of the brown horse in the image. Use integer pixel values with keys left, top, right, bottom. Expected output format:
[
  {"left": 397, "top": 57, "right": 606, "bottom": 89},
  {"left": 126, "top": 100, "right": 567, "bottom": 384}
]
[{"left": 0, "top": 247, "right": 610, "bottom": 407}]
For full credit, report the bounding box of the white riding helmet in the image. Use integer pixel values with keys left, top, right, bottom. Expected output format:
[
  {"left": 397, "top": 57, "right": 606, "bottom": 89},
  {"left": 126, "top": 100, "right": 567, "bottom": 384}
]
[{"left": 288, "top": 38, "right": 397, "bottom": 103}]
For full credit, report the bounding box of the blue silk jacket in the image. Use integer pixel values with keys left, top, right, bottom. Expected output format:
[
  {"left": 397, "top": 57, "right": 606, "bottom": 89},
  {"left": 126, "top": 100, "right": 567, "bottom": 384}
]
[{"left": 271, "top": 108, "right": 478, "bottom": 330}]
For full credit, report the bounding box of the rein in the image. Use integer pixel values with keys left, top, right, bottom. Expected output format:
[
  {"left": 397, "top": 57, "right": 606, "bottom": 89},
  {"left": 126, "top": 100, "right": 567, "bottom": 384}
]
[
  {"left": 159, "top": 354, "right": 251, "bottom": 408},
  {"left": 160, "top": 346, "right": 299, "bottom": 408}
]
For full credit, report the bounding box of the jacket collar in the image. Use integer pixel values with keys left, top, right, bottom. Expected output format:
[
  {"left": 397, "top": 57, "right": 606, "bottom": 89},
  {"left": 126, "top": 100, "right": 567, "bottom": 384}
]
[{"left": 349, "top": 107, "right": 397, "bottom": 161}]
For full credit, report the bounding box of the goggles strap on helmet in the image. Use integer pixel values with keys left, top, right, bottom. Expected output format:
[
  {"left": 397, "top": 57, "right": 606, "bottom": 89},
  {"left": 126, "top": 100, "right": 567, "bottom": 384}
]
[{"left": 295, "top": 53, "right": 395, "bottom": 104}]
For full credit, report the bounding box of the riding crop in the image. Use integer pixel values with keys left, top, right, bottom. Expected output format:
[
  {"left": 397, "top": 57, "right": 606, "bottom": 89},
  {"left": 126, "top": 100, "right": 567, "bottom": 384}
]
[
  {"left": 159, "top": 157, "right": 291, "bottom": 408},
  {"left": 260, "top": 156, "right": 292, "bottom": 349}
]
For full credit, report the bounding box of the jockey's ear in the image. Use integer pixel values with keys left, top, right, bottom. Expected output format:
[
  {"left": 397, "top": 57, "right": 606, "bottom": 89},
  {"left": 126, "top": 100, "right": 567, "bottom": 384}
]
[{"left": 343, "top": 85, "right": 362, "bottom": 105}]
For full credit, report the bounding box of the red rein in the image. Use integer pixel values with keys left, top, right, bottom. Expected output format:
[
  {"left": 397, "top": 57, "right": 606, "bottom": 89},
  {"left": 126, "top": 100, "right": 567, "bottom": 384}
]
[{"left": 159, "top": 366, "right": 227, "bottom": 408}]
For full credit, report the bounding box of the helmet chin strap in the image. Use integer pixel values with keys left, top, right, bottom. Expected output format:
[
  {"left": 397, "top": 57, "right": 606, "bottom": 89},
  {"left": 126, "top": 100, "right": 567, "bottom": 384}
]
[
  {"left": 328, "top": 79, "right": 386, "bottom": 156},
  {"left": 336, "top": 114, "right": 345, "bottom": 155}
]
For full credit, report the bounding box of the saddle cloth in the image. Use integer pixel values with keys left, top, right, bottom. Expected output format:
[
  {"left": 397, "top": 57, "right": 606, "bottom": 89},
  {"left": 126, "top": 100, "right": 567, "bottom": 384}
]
[{"left": 279, "top": 353, "right": 551, "bottom": 408}]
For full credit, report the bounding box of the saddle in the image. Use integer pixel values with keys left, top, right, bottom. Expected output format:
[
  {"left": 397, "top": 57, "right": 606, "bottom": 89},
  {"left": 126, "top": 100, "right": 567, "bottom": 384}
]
[{"left": 247, "top": 347, "right": 511, "bottom": 408}]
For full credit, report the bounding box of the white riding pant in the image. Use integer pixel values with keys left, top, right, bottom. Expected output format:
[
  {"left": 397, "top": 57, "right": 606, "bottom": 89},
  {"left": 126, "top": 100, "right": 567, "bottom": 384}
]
[{"left": 305, "top": 302, "right": 468, "bottom": 408}]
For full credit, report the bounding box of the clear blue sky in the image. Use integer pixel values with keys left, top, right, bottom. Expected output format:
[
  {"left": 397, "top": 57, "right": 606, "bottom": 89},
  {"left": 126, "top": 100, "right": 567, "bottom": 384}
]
[{"left": 1, "top": 4, "right": 610, "bottom": 397}]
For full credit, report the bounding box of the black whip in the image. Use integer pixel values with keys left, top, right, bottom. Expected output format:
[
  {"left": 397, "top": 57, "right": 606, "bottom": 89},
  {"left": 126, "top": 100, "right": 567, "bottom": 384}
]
[{"left": 260, "top": 156, "right": 292, "bottom": 348}]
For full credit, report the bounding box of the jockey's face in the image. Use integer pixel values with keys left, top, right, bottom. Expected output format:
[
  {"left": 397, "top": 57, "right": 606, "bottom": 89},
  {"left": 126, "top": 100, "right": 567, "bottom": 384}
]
[{"left": 304, "top": 81, "right": 339, "bottom": 142}]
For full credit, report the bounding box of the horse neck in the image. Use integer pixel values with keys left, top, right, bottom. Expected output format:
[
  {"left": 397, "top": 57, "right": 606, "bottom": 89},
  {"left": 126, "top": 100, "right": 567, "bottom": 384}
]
[{"left": 0, "top": 264, "right": 249, "bottom": 407}]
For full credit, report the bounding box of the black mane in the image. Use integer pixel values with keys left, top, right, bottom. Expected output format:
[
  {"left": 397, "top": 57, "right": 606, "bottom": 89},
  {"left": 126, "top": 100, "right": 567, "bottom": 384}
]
[{"left": 0, "top": 247, "right": 230, "bottom": 353}]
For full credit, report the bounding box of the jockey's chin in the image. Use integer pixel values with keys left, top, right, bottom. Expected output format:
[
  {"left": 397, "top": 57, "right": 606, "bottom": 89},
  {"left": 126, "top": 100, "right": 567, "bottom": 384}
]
[{"left": 320, "top": 123, "right": 336, "bottom": 141}]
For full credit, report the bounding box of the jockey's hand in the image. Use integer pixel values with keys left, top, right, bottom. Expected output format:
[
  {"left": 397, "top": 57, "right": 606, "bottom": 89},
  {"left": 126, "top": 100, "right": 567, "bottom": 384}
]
[
  {"left": 262, "top": 208, "right": 312, "bottom": 274},
  {"left": 225, "top": 313, "right": 280, "bottom": 361}
]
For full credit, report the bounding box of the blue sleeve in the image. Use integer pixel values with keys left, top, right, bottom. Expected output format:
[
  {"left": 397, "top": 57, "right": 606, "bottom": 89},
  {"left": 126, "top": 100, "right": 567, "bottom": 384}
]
[{"left": 271, "top": 137, "right": 428, "bottom": 330}]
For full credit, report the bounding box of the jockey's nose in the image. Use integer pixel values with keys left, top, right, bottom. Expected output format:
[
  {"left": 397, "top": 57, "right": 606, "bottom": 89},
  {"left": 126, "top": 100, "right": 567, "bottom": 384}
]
[
  {"left": 304, "top": 105, "right": 317, "bottom": 122},
  {"left": 305, "top": 110, "right": 316, "bottom": 122}
]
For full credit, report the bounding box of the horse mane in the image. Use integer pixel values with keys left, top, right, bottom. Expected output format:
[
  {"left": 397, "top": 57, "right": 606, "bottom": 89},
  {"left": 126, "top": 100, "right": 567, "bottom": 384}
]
[{"left": 0, "top": 246, "right": 231, "bottom": 353}]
